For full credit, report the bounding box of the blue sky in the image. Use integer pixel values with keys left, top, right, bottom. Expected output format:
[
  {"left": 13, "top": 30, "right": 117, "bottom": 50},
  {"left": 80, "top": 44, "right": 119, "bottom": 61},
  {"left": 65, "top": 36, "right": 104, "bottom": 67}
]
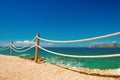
[{"left": 0, "top": 0, "right": 120, "bottom": 47}]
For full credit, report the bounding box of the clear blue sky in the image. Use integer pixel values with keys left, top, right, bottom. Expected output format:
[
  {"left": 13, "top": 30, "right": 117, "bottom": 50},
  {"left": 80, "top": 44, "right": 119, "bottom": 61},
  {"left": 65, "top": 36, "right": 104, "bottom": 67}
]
[{"left": 0, "top": 0, "right": 120, "bottom": 46}]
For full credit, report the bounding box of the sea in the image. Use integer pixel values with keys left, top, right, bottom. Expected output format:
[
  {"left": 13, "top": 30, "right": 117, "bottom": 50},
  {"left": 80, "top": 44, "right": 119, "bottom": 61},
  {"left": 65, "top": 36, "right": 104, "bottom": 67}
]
[{"left": 0, "top": 47, "right": 120, "bottom": 70}]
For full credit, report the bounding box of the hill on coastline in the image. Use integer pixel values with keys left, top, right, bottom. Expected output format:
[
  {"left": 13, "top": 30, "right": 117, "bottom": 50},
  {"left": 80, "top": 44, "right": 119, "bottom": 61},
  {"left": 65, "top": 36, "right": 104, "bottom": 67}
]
[{"left": 90, "top": 41, "right": 120, "bottom": 48}]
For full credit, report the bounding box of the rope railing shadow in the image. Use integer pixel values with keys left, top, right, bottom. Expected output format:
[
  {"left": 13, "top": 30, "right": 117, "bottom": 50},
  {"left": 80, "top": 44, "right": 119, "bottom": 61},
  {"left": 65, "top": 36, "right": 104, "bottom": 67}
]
[{"left": 49, "top": 63, "right": 120, "bottom": 78}]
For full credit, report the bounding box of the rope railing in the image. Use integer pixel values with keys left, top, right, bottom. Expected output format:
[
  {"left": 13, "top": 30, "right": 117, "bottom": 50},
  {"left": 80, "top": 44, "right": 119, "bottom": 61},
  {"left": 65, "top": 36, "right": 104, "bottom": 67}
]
[
  {"left": 0, "top": 32, "right": 120, "bottom": 63},
  {"left": 12, "top": 37, "right": 36, "bottom": 50},
  {"left": 37, "top": 32, "right": 120, "bottom": 43},
  {"left": 0, "top": 47, "right": 9, "bottom": 51},
  {"left": 0, "top": 46, "right": 9, "bottom": 50},
  {"left": 10, "top": 43, "right": 35, "bottom": 53},
  {"left": 37, "top": 45, "right": 120, "bottom": 58}
]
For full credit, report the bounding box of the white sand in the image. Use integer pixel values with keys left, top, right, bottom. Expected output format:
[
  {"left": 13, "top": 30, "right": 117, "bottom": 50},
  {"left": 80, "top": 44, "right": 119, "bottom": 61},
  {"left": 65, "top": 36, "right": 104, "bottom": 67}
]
[{"left": 0, "top": 55, "right": 120, "bottom": 80}]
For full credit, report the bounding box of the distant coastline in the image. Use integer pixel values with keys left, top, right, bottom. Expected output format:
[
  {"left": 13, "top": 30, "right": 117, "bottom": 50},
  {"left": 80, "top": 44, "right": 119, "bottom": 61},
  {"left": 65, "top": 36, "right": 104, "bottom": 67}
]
[{"left": 90, "top": 41, "right": 120, "bottom": 48}]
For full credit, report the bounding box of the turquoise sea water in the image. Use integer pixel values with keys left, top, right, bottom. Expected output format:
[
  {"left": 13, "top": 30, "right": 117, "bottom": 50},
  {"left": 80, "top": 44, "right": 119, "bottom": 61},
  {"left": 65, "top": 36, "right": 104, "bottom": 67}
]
[{"left": 0, "top": 47, "right": 120, "bottom": 70}]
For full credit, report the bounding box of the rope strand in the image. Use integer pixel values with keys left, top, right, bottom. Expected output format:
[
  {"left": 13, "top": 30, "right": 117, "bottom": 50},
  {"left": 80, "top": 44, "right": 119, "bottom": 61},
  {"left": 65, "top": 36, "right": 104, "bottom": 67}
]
[
  {"left": 0, "top": 46, "right": 9, "bottom": 50},
  {"left": 38, "top": 32, "right": 120, "bottom": 43},
  {"left": 11, "top": 44, "right": 35, "bottom": 52},
  {"left": 12, "top": 37, "right": 36, "bottom": 50},
  {"left": 38, "top": 45, "right": 120, "bottom": 58},
  {"left": 0, "top": 47, "right": 9, "bottom": 51}
]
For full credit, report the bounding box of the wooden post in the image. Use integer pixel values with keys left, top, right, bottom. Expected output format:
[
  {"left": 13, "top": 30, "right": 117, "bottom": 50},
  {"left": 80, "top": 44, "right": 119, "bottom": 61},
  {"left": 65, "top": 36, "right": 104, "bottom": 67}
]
[
  {"left": 35, "top": 34, "right": 40, "bottom": 63},
  {"left": 10, "top": 41, "right": 13, "bottom": 56}
]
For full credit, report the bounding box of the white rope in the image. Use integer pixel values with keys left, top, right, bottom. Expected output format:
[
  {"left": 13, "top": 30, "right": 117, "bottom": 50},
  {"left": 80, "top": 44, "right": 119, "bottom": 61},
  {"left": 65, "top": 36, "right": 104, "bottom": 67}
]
[
  {"left": 38, "top": 46, "right": 120, "bottom": 58},
  {"left": 0, "top": 46, "right": 9, "bottom": 50},
  {"left": 38, "top": 32, "right": 120, "bottom": 43},
  {"left": 0, "top": 47, "right": 9, "bottom": 51},
  {"left": 11, "top": 44, "right": 35, "bottom": 52},
  {"left": 12, "top": 37, "right": 36, "bottom": 50}
]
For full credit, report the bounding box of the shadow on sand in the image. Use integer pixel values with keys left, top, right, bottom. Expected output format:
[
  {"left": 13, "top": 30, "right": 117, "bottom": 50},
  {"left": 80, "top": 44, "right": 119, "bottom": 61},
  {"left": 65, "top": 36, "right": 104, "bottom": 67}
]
[{"left": 47, "top": 63, "right": 120, "bottom": 79}]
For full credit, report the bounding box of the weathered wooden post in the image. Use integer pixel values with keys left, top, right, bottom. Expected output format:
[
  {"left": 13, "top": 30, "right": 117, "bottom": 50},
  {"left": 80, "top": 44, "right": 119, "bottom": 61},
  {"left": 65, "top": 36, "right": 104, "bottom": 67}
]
[
  {"left": 35, "top": 34, "right": 40, "bottom": 63},
  {"left": 10, "top": 41, "right": 13, "bottom": 56}
]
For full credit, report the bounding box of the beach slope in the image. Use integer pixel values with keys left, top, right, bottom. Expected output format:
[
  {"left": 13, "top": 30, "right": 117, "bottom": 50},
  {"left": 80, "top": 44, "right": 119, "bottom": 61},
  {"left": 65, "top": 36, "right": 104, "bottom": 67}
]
[{"left": 0, "top": 55, "right": 119, "bottom": 80}]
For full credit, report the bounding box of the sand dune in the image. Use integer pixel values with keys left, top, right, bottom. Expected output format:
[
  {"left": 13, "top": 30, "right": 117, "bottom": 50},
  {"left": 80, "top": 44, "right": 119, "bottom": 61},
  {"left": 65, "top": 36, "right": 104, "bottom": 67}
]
[{"left": 0, "top": 55, "right": 120, "bottom": 80}]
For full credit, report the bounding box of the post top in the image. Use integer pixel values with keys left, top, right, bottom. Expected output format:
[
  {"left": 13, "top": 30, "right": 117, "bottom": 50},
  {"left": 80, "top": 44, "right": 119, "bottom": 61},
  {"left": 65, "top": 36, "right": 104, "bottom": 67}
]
[
  {"left": 36, "top": 34, "right": 40, "bottom": 37},
  {"left": 10, "top": 41, "right": 13, "bottom": 44}
]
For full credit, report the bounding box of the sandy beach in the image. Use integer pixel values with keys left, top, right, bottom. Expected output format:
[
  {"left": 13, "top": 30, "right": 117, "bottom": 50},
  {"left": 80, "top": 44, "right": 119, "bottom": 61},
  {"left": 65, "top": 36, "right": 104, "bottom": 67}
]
[{"left": 0, "top": 55, "right": 120, "bottom": 80}]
